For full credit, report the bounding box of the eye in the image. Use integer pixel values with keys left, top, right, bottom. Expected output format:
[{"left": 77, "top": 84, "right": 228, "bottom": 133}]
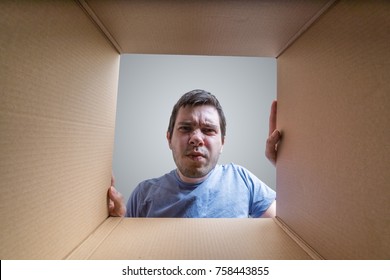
[
  {"left": 202, "top": 128, "right": 217, "bottom": 135},
  {"left": 178, "top": 126, "right": 191, "bottom": 132}
]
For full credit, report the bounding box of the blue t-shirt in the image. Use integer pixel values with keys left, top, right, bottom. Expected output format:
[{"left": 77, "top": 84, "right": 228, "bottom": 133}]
[{"left": 126, "top": 163, "right": 276, "bottom": 218}]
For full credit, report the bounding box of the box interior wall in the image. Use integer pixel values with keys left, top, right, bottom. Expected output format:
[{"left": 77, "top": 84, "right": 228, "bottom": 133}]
[{"left": 0, "top": 0, "right": 389, "bottom": 259}]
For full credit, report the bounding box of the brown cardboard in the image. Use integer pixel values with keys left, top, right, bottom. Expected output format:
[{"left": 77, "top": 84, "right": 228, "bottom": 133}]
[
  {"left": 0, "top": 0, "right": 119, "bottom": 259},
  {"left": 277, "top": 0, "right": 390, "bottom": 259},
  {"left": 1, "top": 0, "right": 388, "bottom": 260},
  {"left": 83, "top": 0, "right": 334, "bottom": 57},
  {"left": 67, "top": 218, "right": 312, "bottom": 260}
]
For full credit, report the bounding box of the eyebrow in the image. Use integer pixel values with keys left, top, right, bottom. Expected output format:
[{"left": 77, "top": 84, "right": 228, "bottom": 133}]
[{"left": 177, "top": 121, "right": 219, "bottom": 129}]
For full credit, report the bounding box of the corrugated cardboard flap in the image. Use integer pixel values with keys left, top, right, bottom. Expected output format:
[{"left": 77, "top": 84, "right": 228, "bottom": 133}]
[{"left": 67, "top": 217, "right": 314, "bottom": 260}]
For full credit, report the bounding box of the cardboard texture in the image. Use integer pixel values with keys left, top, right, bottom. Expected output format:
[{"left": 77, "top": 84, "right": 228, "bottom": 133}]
[
  {"left": 0, "top": 1, "right": 119, "bottom": 259},
  {"left": 1, "top": 0, "right": 388, "bottom": 260},
  {"left": 277, "top": 0, "right": 390, "bottom": 259},
  {"left": 82, "top": 0, "right": 333, "bottom": 57},
  {"left": 68, "top": 218, "right": 312, "bottom": 260}
]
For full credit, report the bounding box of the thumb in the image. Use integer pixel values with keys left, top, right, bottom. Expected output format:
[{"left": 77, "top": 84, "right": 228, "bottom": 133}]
[
  {"left": 109, "top": 186, "right": 120, "bottom": 202},
  {"left": 108, "top": 186, "right": 126, "bottom": 217}
]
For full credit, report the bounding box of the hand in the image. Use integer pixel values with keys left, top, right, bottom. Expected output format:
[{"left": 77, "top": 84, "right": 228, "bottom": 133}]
[
  {"left": 107, "top": 175, "right": 126, "bottom": 217},
  {"left": 265, "top": 100, "right": 281, "bottom": 166}
]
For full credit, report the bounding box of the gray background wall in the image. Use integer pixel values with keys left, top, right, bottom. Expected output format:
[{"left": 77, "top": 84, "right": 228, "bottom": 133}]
[{"left": 112, "top": 54, "right": 276, "bottom": 202}]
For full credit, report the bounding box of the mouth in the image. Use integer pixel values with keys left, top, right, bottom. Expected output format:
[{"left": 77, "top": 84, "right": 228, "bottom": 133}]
[{"left": 186, "top": 152, "right": 206, "bottom": 161}]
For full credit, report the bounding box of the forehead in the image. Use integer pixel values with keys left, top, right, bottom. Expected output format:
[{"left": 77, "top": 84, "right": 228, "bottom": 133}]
[{"left": 176, "top": 105, "right": 220, "bottom": 124}]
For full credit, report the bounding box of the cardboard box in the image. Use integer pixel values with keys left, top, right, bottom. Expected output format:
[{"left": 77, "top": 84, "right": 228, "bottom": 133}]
[{"left": 0, "top": 0, "right": 389, "bottom": 260}]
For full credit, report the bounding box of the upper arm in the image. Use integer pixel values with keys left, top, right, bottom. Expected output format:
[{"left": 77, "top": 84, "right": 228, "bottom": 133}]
[{"left": 260, "top": 200, "right": 276, "bottom": 218}]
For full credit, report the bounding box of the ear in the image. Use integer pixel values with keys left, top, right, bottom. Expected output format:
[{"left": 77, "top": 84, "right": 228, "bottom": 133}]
[
  {"left": 220, "top": 136, "right": 225, "bottom": 154},
  {"left": 166, "top": 131, "right": 172, "bottom": 149}
]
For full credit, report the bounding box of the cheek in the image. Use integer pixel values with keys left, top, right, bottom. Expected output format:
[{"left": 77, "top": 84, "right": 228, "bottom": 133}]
[
  {"left": 205, "top": 139, "right": 223, "bottom": 152},
  {"left": 171, "top": 136, "right": 188, "bottom": 151}
]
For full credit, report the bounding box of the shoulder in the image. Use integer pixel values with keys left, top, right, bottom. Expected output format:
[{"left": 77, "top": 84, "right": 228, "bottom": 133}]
[
  {"left": 217, "top": 163, "right": 269, "bottom": 189},
  {"left": 208, "top": 163, "right": 258, "bottom": 186},
  {"left": 133, "top": 170, "right": 177, "bottom": 196},
  {"left": 218, "top": 163, "right": 254, "bottom": 178}
]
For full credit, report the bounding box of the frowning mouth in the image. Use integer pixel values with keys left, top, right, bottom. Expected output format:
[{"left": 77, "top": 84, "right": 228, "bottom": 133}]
[{"left": 185, "top": 151, "right": 206, "bottom": 161}]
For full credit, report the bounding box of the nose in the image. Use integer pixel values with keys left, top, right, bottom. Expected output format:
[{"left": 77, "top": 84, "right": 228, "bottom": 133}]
[{"left": 189, "top": 129, "right": 204, "bottom": 147}]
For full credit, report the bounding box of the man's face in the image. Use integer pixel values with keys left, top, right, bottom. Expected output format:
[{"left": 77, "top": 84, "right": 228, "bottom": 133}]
[{"left": 167, "top": 105, "right": 225, "bottom": 181}]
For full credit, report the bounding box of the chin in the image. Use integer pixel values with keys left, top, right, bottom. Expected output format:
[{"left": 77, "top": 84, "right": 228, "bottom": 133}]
[{"left": 178, "top": 165, "right": 205, "bottom": 178}]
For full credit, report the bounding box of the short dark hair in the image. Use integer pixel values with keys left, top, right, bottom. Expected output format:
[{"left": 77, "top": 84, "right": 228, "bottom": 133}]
[{"left": 167, "top": 89, "right": 226, "bottom": 139}]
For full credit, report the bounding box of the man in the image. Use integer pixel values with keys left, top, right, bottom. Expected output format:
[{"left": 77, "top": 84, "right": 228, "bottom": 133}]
[{"left": 108, "top": 89, "right": 281, "bottom": 218}]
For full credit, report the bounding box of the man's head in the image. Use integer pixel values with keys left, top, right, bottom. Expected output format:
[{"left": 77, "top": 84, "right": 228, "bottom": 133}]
[
  {"left": 167, "top": 90, "right": 226, "bottom": 182},
  {"left": 167, "top": 90, "right": 226, "bottom": 139}
]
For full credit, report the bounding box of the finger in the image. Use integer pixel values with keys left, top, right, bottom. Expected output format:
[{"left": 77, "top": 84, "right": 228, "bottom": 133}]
[
  {"left": 269, "top": 100, "right": 277, "bottom": 136},
  {"left": 108, "top": 186, "right": 126, "bottom": 216},
  {"left": 270, "top": 129, "right": 281, "bottom": 145},
  {"left": 108, "top": 199, "right": 114, "bottom": 211},
  {"left": 265, "top": 129, "right": 281, "bottom": 165},
  {"left": 109, "top": 186, "right": 121, "bottom": 203},
  {"left": 265, "top": 134, "right": 276, "bottom": 157},
  {"left": 111, "top": 174, "right": 115, "bottom": 186}
]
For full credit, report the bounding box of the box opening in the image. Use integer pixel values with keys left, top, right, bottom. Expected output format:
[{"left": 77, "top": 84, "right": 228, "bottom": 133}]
[{"left": 112, "top": 54, "right": 277, "bottom": 202}]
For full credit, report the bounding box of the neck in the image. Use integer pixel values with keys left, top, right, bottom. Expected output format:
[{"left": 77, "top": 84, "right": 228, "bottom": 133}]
[{"left": 176, "top": 170, "right": 209, "bottom": 184}]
